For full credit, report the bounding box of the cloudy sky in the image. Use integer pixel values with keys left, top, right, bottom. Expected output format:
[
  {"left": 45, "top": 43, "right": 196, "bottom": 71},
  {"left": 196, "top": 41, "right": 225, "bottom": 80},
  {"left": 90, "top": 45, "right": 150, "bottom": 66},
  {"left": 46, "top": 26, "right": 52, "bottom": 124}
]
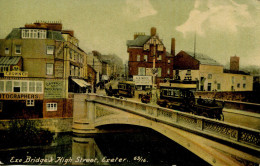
[{"left": 0, "top": 0, "right": 259, "bottom": 67}]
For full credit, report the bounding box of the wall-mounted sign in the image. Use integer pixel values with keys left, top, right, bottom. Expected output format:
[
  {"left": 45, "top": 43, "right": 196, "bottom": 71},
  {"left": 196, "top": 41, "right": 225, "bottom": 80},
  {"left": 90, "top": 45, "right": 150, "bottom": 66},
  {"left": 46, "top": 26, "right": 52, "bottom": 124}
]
[
  {"left": 4, "top": 71, "right": 28, "bottom": 77},
  {"left": 133, "top": 76, "right": 152, "bottom": 85},
  {"left": 44, "top": 80, "right": 64, "bottom": 99},
  {"left": 0, "top": 93, "right": 43, "bottom": 100}
]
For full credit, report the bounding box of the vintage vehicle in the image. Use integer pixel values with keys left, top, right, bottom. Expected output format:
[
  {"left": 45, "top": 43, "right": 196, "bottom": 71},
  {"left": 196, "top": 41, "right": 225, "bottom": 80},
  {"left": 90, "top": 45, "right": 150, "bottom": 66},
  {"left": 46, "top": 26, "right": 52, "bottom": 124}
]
[
  {"left": 105, "top": 81, "right": 135, "bottom": 98},
  {"left": 157, "top": 80, "right": 224, "bottom": 120},
  {"left": 118, "top": 81, "right": 135, "bottom": 97}
]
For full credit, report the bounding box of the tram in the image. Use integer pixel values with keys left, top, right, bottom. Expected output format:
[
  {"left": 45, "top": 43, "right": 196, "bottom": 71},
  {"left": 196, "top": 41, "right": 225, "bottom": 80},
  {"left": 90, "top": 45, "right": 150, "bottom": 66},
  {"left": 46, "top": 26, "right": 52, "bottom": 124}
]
[
  {"left": 157, "top": 79, "right": 224, "bottom": 120},
  {"left": 105, "top": 81, "right": 135, "bottom": 98}
]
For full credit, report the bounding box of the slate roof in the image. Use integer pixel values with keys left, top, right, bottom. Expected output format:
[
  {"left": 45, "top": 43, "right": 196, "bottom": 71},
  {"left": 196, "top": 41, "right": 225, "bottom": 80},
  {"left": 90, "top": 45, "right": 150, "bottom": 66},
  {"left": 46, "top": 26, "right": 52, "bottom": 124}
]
[
  {"left": 126, "top": 35, "right": 151, "bottom": 47},
  {"left": 0, "top": 56, "right": 21, "bottom": 66},
  {"left": 5, "top": 28, "right": 65, "bottom": 41},
  {"left": 185, "top": 51, "right": 222, "bottom": 66}
]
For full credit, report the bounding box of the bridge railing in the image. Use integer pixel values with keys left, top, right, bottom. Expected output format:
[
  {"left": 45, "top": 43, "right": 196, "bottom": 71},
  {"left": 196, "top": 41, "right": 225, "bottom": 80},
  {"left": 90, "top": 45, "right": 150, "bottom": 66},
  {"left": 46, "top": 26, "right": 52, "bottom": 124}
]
[{"left": 92, "top": 95, "right": 260, "bottom": 151}]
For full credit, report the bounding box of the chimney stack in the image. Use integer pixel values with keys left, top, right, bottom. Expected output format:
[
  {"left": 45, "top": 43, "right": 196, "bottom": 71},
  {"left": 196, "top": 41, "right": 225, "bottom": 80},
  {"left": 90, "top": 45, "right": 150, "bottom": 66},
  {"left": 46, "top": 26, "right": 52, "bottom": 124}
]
[
  {"left": 171, "top": 38, "right": 175, "bottom": 56},
  {"left": 151, "top": 27, "right": 156, "bottom": 36},
  {"left": 230, "top": 55, "right": 239, "bottom": 71}
]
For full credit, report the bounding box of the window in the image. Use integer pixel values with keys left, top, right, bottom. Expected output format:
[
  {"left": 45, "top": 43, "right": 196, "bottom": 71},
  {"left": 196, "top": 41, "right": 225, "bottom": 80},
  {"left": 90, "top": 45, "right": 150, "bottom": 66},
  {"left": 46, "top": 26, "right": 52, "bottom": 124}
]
[
  {"left": 168, "top": 59, "right": 171, "bottom": 63},
  {"left": 138, "top": 67, "right": 146, "bottom": 76},
  {"left": 208, "top": 83, "right": 212, "bottom": 91},
  {"left": 158, "top": 55, "right": 162, "bottom": 61},
  {"left": 15, "top": 45, "right": 21, "bottom": 54},
  {"left": 167, "top": 68, "right": 170, "bottom": 74},
  {"left": 75, "top": 67, "right": 79, "bottom": 76},
  {"left": 232, "top": 76, "right": 234, "bottom": 84},
  {"left": 70, "top": 50, "right": 73, "bottom": 59},
  {"left": 0, "top": 81, "right": 4, "bottom": 92},
  {"left": 13, "top": 81, "right": 20, "bottom": 92},
  {"left": 47, "top": 46, "right": 54, "bottom": 55},
  {"left": 237, "top": 83, "right": 240, "bottom": 88},
  {"left": 137, "top": 55, "right": 140, "bottom": 61},
  {"left": 6, "top": 81, "right": 12, "bottom": 92},
  {"left": 46, "top": 63, "right": 53, "bottom": 75},
  {"left": 29, "top": 82, "right": 35, "bottom": 92},
  {"left": 144, "top": 55, "right": 148, "bottom": 61},
  {"left": 0, "top": 66, "right": 9, "bottom": 73},
  {"left": 26, "top": 100, "right": 34, "bottom": 107},
  {"left": 243, "top": 76, "right": 246, "bottom": 80},
  {"left": 5, "top": 48, "right": 9, "bottom": 54},
  {"left": 70, "top": 65, "right": 75, "bottom": 76},
  {"left": 21, "top": 82, "right": 28, "bottom": 92},
  {"left": 243, "top": 84, "right": 246, "bottom": 88},
  {"left": 157, "top": 68, "right": 162, "bottom": 77},
  {"left": 208, "top": 74, "right": 212, "bottom": 79},
  {"left": 47, "top": 103, "right": 57, "bottom": 111},
  {"left": 36, "top": 82, "right": 43, "bottom": 93},
  {"left": 217, "top": 83, "right": 221, "bottom": 90},
  {"left": 231, "top": 86, "right": 234, "bottom": 91}
]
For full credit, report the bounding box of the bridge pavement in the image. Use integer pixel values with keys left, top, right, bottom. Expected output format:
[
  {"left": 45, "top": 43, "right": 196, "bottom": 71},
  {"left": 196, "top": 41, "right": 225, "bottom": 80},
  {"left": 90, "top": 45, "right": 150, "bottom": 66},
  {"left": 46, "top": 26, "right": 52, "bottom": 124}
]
[{"left": 72, "top": 94, "right": 260, "bottom": 166}]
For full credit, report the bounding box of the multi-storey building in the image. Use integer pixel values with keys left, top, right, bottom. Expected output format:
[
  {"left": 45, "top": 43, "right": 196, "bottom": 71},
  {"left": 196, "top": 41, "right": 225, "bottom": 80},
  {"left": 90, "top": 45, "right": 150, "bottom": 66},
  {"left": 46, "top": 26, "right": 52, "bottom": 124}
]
[
  {"left": 0, "top": 21, "right": 89, "bottom": 119},
  {"left": 172, "top": 51, "right": 253, "bottom": 91},
  {"left": 127, "top": 27, "right": 175, "bottom": 88}
]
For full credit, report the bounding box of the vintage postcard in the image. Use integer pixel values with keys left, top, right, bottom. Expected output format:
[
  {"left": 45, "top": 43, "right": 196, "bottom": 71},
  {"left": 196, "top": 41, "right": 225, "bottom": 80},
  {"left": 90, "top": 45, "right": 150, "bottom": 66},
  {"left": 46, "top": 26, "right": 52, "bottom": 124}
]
[{"left": 0, "top": 0, "right": 259, "bottom": 165}]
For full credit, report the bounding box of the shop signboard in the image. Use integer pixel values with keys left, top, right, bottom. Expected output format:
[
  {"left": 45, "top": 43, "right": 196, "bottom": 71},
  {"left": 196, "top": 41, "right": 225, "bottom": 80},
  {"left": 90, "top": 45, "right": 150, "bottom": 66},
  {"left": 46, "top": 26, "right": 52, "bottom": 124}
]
[
  {"left": 133, "top": 76, "right": 152, "bottom": 85},
  {"left": 44, "top": 80, "right": 64, "bottom": 98}
]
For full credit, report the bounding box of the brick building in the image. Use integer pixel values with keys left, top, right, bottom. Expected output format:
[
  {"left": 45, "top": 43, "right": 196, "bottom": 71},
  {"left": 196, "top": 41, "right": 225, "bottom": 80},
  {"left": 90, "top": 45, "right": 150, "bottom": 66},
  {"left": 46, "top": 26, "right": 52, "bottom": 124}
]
[
  {"left": 172, "top": 51, "right": 253, "bottom": 91},
  {"left": 0, "top": 21, "right": 89, "bottom": 119},
  {"left": 127, "top": 27, "right": 175, "bottom": 85}
]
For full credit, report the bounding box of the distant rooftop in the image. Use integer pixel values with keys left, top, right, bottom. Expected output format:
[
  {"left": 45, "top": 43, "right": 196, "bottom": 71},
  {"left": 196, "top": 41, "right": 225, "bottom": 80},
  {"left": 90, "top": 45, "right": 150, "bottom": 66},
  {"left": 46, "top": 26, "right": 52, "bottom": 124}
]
[
  {"left": 185, "top": 51, "right": 222, "bottom": 66},
  {"left": 126, "top": 35, "right": 151, "bottom": 47}
]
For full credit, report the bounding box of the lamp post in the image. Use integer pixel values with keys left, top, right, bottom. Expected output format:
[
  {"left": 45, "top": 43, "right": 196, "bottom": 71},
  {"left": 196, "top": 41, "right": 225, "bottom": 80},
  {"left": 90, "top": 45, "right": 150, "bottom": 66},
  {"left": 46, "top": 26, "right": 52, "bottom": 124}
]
[{"left": 151, "top": 38, "right": 157, "bottom": 105}]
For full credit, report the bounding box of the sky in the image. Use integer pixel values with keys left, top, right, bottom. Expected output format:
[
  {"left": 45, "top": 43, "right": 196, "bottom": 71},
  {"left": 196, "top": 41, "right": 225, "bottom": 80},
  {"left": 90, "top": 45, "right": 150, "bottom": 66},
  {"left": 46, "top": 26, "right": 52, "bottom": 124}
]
[{"left": 0, "top": 0, "right": 259, "bottom": 67}]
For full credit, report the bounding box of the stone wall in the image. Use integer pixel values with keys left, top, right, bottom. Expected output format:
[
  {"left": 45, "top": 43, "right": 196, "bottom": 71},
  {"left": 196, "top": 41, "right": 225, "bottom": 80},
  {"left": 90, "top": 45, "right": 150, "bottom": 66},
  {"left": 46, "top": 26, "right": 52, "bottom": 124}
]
[{"left": 0, "top": 118, "right": 73, "bottom": 133}]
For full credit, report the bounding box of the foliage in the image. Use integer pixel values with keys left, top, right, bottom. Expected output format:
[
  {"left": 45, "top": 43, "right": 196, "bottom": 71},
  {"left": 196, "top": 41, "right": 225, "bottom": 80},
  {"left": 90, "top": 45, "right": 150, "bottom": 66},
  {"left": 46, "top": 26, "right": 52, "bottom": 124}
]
[{"left": 0, "top": 119, "right": 54, "bottom": 148}]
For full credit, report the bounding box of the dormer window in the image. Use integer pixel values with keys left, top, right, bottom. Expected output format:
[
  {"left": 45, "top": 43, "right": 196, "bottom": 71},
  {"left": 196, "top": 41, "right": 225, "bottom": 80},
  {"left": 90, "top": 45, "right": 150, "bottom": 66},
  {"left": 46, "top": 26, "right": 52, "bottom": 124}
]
[{"left": 22, "top": 29, "right": 47, "bottom": 39}]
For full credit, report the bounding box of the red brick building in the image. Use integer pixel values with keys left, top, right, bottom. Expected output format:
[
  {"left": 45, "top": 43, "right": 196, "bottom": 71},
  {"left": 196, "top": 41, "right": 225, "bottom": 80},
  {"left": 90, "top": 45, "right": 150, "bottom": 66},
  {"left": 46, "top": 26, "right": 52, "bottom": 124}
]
[{"left": 127, "top": 27, "right": 175, "bottom": 84}]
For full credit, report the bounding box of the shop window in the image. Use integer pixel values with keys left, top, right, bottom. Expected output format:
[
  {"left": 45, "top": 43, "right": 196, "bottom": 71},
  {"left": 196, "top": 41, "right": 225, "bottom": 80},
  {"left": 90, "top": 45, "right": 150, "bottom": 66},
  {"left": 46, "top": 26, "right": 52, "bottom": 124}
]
[
  {"left": 46, "top": 63, "right": 54, "bottom": 75},
  {"left": 36, "top": 82, "right": 43, "bottom": 93},
  {"left": 13, "top": 81, "right": 20, "bottom": 92},
  {"left": 0, "top": 81, "right": 4, "bottom": 92},
  {"left": 15, "top": 45, "right": 21, "bottom": 54},
  {"left": 26, "top": 100, "right": 35, "bottom": 107},
  {"left": 29, "top": 82, "right": 35, "bottom": 92},
  {"left": 6, "top": 81, "right": 12, "bottom": 92},
  {"left": 47, "top": 46, "right": 55, "bottom": 55},
  {"left": 21, "top": 82, "right": 28, "bottom": 92},
  {"left": 46, "top": 103, "right": 57, "bottom": 111}
]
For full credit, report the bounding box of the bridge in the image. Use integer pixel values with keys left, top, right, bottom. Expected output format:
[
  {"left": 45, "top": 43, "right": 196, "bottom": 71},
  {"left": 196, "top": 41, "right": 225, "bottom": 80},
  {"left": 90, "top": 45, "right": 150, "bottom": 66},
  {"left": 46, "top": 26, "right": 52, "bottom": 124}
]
[{"left": 72, "top": 94, "right": 260, "bottom": 166}]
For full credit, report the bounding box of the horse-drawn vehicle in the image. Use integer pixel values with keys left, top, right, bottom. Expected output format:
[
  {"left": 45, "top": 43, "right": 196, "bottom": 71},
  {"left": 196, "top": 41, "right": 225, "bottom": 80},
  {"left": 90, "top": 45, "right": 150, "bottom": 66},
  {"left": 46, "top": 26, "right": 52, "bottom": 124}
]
[{"left": 157, "top": 80, "right": 224, "bottom": 120}]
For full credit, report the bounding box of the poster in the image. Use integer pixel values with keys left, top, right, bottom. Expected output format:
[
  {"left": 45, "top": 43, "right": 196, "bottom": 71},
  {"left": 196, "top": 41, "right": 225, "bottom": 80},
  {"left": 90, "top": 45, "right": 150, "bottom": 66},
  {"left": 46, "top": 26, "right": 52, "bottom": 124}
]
[{"left": 0, "top": 0, "right": 259, "bottom": 165}]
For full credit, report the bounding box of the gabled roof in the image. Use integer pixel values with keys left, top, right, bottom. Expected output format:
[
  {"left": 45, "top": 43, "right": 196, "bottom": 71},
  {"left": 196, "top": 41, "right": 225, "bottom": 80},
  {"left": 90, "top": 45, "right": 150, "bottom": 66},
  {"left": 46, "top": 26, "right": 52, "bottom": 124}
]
[
  {"left": 0, "top": 56, "right": 21, "bottom": 66},
  {"left": 185, "top": 51, "right": 222, "bottom": 66},
  {"left": 126, "top": 35, "right": 151, "bottom": 47}
]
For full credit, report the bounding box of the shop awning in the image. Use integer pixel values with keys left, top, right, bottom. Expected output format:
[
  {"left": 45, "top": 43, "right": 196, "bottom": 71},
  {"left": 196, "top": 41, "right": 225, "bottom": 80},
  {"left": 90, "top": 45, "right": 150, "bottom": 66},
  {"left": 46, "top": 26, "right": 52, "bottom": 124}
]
[{"left": 72, "top": 78, "right": 91, "bottom": 87}]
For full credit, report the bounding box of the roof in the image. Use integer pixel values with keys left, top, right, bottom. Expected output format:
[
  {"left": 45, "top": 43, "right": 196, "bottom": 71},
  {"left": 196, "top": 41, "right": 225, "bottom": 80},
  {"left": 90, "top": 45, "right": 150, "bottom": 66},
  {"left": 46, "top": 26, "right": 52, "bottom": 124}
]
[
  {"left": 127, "top": 35, "right": 151, "bottom": 47},
  {"left": 0, "top": 56, "right": 21, "bottom": 66},
  {"left": 185, "top": 51, "right": 222, "bottom": 66},
  {"left": 5, "top": 28, "right": 65, "bottom": 41}
]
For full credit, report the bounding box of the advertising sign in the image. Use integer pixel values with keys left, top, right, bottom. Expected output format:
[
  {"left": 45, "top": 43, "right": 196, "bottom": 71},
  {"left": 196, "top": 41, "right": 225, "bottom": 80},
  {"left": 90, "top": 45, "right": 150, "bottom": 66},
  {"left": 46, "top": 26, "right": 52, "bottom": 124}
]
[
  {"left": 44, "top": 80, "right": 64, "bottom": 98},
  {"left": 133, "top": 76, "right": 152, "bottom": 85},
  {"left": 4, "top": 71, "right": 28, "bottom": 77}
]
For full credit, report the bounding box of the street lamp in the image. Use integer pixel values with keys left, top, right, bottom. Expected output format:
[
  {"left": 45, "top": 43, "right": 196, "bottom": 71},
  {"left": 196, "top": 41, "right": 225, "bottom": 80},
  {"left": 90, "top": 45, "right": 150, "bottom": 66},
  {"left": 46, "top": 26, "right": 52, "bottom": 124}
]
[{"left": 151, "top": 38, "right": 158, "bottom": 105}]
